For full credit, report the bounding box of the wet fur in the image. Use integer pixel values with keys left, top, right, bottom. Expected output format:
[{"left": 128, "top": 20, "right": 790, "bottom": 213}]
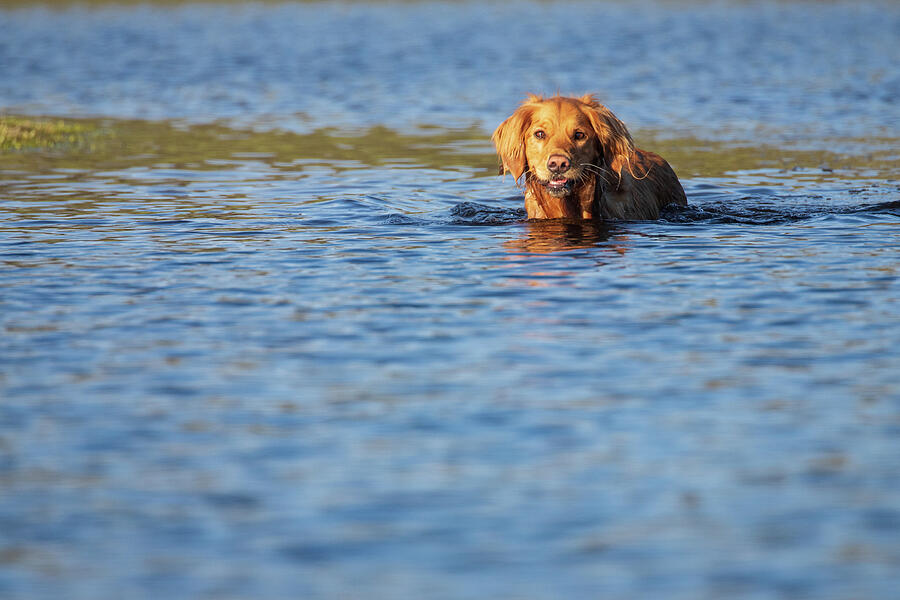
[{"left": 492, "top": 94, "right": 687, "bottom": 220}]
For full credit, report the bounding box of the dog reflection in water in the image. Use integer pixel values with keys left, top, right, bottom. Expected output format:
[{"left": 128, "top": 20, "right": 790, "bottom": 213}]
[
  {"left": 504, "top": 219, "right": 631, "bottom": 256},
  {"left": 493, "top": 94, "right": 686, "bottom": 221}
]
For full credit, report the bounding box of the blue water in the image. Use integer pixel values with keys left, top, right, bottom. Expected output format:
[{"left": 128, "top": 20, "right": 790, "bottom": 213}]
[{"left": 2, "top": 1, "right": 900, "bottom": 599}]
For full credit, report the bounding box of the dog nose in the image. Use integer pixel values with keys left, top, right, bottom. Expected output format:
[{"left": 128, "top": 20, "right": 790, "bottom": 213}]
[{"left": 547, "top": 154, "right": 570, "bottom": 173}]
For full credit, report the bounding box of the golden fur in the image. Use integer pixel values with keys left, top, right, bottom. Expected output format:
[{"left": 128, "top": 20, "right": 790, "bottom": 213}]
[{"left": 492, "top": 94, "right": 687, "bottom": 220}]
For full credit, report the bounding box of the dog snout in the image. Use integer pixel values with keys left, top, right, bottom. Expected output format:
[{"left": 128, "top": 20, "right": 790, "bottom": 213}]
[{"left": 547, "top": 154, "right": 571, "bottom": 174}]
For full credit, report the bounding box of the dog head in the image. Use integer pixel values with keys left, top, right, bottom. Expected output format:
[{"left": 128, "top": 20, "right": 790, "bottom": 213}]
[{"left": 492, "top": 94, "right": 634, "bottom": 195}]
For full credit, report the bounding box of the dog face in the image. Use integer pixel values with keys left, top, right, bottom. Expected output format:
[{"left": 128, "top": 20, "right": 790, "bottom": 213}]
[
  {"left": 524, "top": 98, "right": 600, "bottom": 196},
  {"left": 492, "top": 95, "right": 635, "bottom": 195}
]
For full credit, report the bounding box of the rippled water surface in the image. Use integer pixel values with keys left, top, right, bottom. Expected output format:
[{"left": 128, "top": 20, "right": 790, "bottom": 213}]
[{"left": 2, "top": 1, "right": 900, "bottom": 599}]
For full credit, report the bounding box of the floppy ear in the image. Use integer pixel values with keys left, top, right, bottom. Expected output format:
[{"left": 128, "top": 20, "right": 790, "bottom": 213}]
[
  {"left": 580, "top": 95, "right": 635, "bottom": 187},
  {"left": 491, "top": 104, "right": 534, "bottom": 181}
]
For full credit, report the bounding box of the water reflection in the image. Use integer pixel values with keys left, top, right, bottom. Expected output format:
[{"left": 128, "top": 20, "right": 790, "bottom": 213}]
[{"left": 505, "top": 219, "right": 620, "bottom": 254}]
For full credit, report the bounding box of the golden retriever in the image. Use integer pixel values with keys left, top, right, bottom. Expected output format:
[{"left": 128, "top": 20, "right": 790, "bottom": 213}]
[{"left": 493, "top": 94, "right": 687, "bottom": 220}]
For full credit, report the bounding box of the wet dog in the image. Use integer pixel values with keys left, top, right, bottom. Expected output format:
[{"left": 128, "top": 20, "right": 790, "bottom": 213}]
[{"left": 492, "top": 94, "right": 687, "bottom": 220}]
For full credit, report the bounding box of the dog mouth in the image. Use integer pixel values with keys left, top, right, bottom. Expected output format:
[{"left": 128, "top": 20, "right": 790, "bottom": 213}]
[{"left": 544, "top": 176, "right": 572, "bottom": 195}]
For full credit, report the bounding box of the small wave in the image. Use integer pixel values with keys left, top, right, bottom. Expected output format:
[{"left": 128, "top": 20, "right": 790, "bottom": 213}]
[
  {"left": 851, "top": 199, "right": 900, "bottom": 216},
  {"left": 661, "top": 197, "right": 900, "bottom": 225},
  {"left": 659, "top": 203, "right": 803, "bottom": 225},
  {"left": 449, "top": 201, "right": 525, "bottom": 225},
  {"left": 380, "top": 213, "right": 427, "bottom": 226}
]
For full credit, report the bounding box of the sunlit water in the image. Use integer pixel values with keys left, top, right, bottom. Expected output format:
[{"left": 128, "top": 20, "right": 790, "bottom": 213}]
[{"left": 1, "top": 2, "right": 899, "bottom": 599}]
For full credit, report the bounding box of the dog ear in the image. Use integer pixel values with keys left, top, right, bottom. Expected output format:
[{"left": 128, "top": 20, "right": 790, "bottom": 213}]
[
  {"left": 491, "top": 103, "right": 535, "bottom": 181},
  {"left": 580, "top": 95, "right": 635, "bottom": 187}
]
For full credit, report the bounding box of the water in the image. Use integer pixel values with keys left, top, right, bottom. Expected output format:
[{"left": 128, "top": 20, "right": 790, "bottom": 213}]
[{"left": 2, "top": 1, "right": 900, "bottom": 599}]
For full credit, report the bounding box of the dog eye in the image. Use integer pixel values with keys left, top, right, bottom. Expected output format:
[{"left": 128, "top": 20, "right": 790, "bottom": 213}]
[
  {"left": 573, "top": 131, "right": 586, "bottom": 141},
  {"left": 534, "top": 130, "right": 545, "bottom": 139}
]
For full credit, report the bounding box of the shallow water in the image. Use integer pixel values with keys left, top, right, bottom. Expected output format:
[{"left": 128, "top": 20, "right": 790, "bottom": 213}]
[{"left": 2, "top": 1, "right": 900, "bottom": 599}]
